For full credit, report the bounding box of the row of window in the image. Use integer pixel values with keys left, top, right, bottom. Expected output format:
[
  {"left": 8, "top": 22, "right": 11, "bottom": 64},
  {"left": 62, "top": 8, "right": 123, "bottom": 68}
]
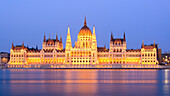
[
  {"left": 70, "top": 57, "right": 92, "bottom": 59},
  {"left": 44, "top": 55, "right": 53, "bottom": 57},
  {"left": 70, "top": 60, "right": 94, "bottom": 63},
  {"left": 142, "top": 58, "right": 156, "bottom": 59},
  {"left": 98, "top": 54, "right": 110, "bottom": 57},
  {"left": 111, "top": 43, "right": 124, "bottom": 45},
  {"left": 43, "top": 55, "right": 65, "bottom": 57},
  {"left": 71, "top": 51, "right": 92, "bottom": 54},
  {"left": 11, "top": 58, "right": 24, "bottom": 60},
  {"left": 11, "top": 60, "right": 24, "bottom": 63},
  {"left": 27, "top": 55, "right": 40, "bottom": 57},
  {"left": 142, "top": 53, "right": 156, "bottom": 57},
  {"left": 111, "top": 49, "right": 123, "bottom": 52},
  {"left": 11, "top": 54, "right": 23, "bottom": 57},
  {"left": 142, "top": 60, "right": 156, "bottom": 62},
  {"left": 142, "top": 50, "right": 155, "bottom": 52},
  {"left": 80, "top": 38, "right": 91, "bottom": 41},
  {"left": 126, "top": 54, "right": 141, "bottom": 57}
]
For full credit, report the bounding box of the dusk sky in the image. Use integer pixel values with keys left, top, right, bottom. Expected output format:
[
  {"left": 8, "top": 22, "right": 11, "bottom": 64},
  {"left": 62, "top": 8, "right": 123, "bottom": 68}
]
[{"left": 0, "top": 0, "right": 170, "bottom": 53}]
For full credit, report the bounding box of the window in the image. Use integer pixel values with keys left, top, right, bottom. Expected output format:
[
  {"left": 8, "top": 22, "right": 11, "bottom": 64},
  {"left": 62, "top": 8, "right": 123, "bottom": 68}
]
[{"left": 83, "top": 42, "right": 85, "bottom": 47}]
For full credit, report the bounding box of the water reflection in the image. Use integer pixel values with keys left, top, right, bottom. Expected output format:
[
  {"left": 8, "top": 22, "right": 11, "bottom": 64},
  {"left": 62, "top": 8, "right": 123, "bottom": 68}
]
[
  {"left": 0, "top": 69, "right": 170, "bottom": 96},
  {"left": 163, "top": 69, "right": 170, "bottom": 95}
]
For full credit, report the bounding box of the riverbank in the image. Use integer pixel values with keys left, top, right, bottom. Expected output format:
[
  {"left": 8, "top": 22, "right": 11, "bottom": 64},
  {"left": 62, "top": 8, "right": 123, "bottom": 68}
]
[{"left": 0, "top": 64, "right": 169, "bottom": 69}]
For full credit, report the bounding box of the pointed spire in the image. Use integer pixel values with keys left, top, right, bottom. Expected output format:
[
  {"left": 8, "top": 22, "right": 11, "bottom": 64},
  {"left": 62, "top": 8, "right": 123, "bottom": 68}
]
[
  {"left": 123, "top": 32, "right": 126, "bottom": 41},
  {"left": 60, "top": 35, "right": 62, "bottom": 43},
  {"left": 111, "top": 32, "right": 113, "bottom": 41},
  {"left": 68, "top": 25, "right": 70, "bottom": 34},
  {"left": 22, "top": 41, "right": 24, "bottom": 48},
  {"left": 36, "top": 45, "right": 38, "bottom": 50},
  {"left": 12, "top": 42, "right": 14, "bottom": 49},
  {"left": 93, "top": 25, "right": 95, "bottom": 34},
  {"left": 56, "top": 33, "right": 58, "bottom": 41},
  {"left": 84, "top": 16, "right": 86, "bottom": 26},
  {"left": 142, "top": 40, "right": 144, "bottom": 48},
  {"left": 104, "top": 44, "right": 106, "bottom": 48},
  {"left": 154, "top": 40, "right": 155, "bottom": 46},
  {"left": 49, "top": 35, "right": 50, "bottom": 40},
  {"left": 66, "top": 26, "right": 72, "bottom": 50},
  {"left": 52, "top": 33, "right": 54, "bottom": 39},
  {"left": 43, "top": 33, "right": 46, "bottom": 42}
]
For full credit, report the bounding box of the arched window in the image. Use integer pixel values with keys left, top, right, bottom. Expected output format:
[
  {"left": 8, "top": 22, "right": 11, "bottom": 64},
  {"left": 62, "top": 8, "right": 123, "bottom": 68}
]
[{"left": 83, "top": 42, "right": 85, "bottom": 47}]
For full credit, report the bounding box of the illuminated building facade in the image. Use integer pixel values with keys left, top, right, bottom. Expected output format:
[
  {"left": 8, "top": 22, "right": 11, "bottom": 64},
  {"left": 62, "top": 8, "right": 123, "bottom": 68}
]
[{"left": 9, "top": 18, "right": 159, "bottom": 65}]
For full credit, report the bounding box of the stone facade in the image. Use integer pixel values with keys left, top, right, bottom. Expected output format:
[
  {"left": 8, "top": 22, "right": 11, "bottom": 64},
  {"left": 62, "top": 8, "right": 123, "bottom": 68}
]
[{"left": 9, "top": 18, "right": 159, "bottom": 65}]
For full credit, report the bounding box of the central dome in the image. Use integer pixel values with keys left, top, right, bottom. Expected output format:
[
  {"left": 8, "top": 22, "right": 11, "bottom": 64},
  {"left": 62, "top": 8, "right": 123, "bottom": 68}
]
[{"left": 78, "top": 17, "right": 92, "bottom": 36}]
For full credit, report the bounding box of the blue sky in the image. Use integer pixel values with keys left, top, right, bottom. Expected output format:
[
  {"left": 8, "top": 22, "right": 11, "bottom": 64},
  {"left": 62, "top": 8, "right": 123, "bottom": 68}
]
[{"left": 0, "top": 0, "right": 170, "bottom": 53}]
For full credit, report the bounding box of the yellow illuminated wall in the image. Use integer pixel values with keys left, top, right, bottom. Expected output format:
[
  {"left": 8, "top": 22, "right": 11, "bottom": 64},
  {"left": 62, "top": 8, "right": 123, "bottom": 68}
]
[{"left": 9, "top": 19, "right": 158, "bottom": 65}]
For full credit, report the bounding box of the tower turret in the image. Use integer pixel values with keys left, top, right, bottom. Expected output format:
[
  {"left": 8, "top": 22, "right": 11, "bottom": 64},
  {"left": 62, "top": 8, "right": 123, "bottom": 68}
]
[
  {"left": 142, "top": 40, "right": 144, "bottom": 48},
  {"left": 123, "top": 32, "right": 126, "bottom": 41},
  {"left": 60, "top": 36, "right": 62, "bottom": 43},
  {"left": 36, "top": 45, "right": 38, "bottom": 50},
  {"left": 12, "top": 42, "right": 14, "bottom": 49},
  {"left": 93, "top": 25, "right": 95, "bottom": 35},
  {"left": 43, "top": 33, "right": 46, "bottom": 42},
  {"left": 49, "top": 35, "right": 50, "bottom": 40},
  {"left": 22, "top": 42, "right": 24, "bottom": 48},
  {"left": 92, "top": 25, "right": 97, "bottom": 50},
  {"left": 56, "top": 33, "right": 58, "bottom": 41},
  {"left": 66, "top": 26, "right": 72, "bottom": 50},
  {"left": 111, "top": 32, "right": 113, "bottom": 41}
]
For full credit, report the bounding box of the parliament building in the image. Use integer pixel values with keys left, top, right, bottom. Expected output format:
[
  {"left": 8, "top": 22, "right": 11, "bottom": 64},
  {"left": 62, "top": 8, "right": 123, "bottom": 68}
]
[{"left": 9, "top": 18, "right": 159, "bottom": 65}]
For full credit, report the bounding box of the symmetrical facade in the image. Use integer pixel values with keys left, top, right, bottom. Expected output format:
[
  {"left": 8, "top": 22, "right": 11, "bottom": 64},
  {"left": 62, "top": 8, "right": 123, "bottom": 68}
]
[{"left": 9, "top": 18, "right": 159, "bottom": 65}]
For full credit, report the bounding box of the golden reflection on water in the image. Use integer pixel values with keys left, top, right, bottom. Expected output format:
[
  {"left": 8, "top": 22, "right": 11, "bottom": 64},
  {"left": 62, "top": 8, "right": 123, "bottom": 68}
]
[
  {"left": 164, "top": 69, "right": 169, "bottom": 84},
  {"left": 64, "top": 69, "right": 98, "bottom": 80},
  {"left": 8, "top": 80, "right": 160, "bottom": 84},
  {"left": 4, "top": 69, "right": 169, "bottom": 84},
  {"left": 1, "top": 69, "right": 170, "bottom": 96},
  {"left": 163, "top": 69, "right": 170, "bottom": 95}
]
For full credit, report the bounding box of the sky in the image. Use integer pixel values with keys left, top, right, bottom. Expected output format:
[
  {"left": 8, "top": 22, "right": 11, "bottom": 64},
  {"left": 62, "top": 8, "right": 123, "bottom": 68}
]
[{"left": 0, "top": 0, "right": 170, "bottom": 53}]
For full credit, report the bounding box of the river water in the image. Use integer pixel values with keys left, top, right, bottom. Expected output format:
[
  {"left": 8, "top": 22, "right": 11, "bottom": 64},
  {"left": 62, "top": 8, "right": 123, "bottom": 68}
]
[{"left": 0, "top": 69, "right": 170, "bottom": 96}]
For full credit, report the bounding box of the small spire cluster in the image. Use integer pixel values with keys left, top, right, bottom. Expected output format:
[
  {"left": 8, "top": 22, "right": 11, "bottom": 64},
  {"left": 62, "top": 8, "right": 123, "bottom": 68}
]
[{"left": 43, "top": 33, "right": 62, "bottom": 42}]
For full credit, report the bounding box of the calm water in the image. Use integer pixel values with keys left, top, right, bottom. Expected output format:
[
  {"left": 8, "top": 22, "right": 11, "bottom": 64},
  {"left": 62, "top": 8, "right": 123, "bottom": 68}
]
[{"left": 0, "top": 69, "right": 170, "bottom": 96}]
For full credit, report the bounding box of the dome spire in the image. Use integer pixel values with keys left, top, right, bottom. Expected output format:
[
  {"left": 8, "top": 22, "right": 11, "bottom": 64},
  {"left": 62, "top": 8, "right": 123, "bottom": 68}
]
[{"left": 84, "top": 16, "right": 86, "bottom": 26}]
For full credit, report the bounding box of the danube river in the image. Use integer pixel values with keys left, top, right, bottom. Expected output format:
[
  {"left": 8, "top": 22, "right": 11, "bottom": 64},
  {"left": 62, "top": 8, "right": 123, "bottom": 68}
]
[{"left": 0, "top": 69, "right": 170, "bottom": 96}]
